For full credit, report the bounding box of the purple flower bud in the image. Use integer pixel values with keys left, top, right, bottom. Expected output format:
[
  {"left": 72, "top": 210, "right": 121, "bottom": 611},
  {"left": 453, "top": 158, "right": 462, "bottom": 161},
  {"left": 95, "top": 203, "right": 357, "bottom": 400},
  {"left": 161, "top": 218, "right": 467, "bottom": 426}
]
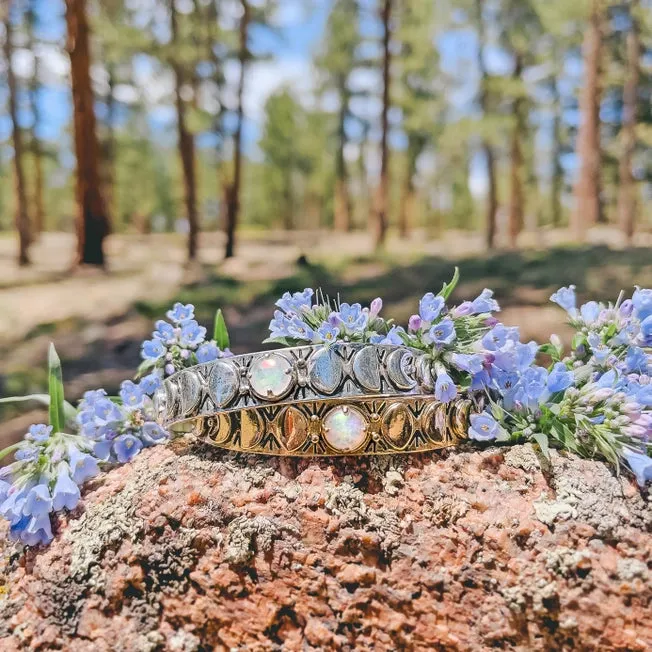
[
  {"left": 619, "top": 299, "right": 634, "bottom": 317},
  {"left": 369, "top": 298, "right": 383, "bottom": 318},
  {"left": 408, "top": 314, "right": 422, "bottom": 332},
  {"left": 165, "top": 363, "right": 175, "bottom": 376},
  {"left": 484, "top": 317, "right": 499, "bottom": 328},
  {"left": 452, "top": 301, "right": 473, "bottom": 317}
]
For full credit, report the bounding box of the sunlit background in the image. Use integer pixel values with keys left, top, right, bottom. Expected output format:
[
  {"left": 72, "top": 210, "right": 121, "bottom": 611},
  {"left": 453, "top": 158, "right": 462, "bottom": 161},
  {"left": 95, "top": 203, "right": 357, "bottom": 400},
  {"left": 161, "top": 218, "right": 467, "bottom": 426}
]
[{"left": 1, "top": 0, "right": 651, "bottom": 444}]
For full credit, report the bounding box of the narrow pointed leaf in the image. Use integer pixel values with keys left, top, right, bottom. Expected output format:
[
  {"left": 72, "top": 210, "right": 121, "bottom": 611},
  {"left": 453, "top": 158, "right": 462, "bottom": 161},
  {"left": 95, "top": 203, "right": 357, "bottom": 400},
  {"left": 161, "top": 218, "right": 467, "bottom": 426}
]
[
  {"left": 0, "top": 394, "right": 76, "bottom": 423},
  {"left": 213, "top": 309, "right": 230, "bottom": 350},
  {"left": 438, "top": 267, "right": 460, "bottom": 301},
  {"left": 48, "top": 344, "right": 67, "bottom": 434}
]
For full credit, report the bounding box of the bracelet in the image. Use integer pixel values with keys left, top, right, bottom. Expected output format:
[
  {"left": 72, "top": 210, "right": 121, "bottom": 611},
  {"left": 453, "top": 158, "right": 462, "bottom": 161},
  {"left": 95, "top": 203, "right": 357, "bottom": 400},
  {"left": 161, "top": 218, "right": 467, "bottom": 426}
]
[{"left": 155, "top": 343, "right": 481, "bottom": 455}]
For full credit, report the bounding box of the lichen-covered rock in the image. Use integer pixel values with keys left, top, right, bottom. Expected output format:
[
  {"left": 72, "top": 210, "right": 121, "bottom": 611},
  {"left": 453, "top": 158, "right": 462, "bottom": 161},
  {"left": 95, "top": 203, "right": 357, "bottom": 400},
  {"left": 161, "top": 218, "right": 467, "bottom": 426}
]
[{"left": 0, "top": 439, "right": 650, "bottom": 651}]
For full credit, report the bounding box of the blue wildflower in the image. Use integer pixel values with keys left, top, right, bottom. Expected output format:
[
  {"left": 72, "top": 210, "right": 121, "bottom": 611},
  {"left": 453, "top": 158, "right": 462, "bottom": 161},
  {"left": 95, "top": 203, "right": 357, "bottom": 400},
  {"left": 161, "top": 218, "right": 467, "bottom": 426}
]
[
  {"left": 19, "top": 513, "right": 53, "bottom": 546},
  {"left": 276, "top": 288, "right": 314, "bottom": 314},
  {"left": 626, "top": 346, "right": 649, "bottom": 374},
  {"left": 428, "top": 319, "right": 456, "bottom": 346},
  {"left": 22, "top": 484, "right": 52, "bottom": 517},
  {"left": 287, "top": 317, "right": 316, "bottom": 341},
  {"left": 579, "top": 301, "right": 601, "bottom": 324},
  {"left": 68, "top": 447, "right": 100, "bottom": 484},
  {"left": 632, "top": 287, "right": 652, "bottom": 321},
  {"left": 51, "top": 467, "right": 81, "bottom": 511},
  {"left": 179, "top": 320, "right": 206, "bottom": 348},
  {"left": 141, "top": 422, "right": 169, "bottom": 446},
  {"left": 640, "top": 315, "right": 652, "bottom": 347},
  {"left": 376, "top": 325, "right": 405, "bottom": 345},
  {"left": 588, "top": 332, "right": 610, "bottom": 363},
  {"left": 547, "top": 362, "right": 574, "bottom": 393},
  {"left": 119, "top": 380, "right": 144, "bottom": 409},
  {"left": 196, "top": 341, "right": 220, "bottom": 363},
  {"left": 550, "top": 286, "right": 577, "bottom": 317},
  {"left": 468, "top": 412, "right": 500, "bottom": 441},
  {"left": 269, "top": 310, "right": 292, "bottom": 338},
  {"left": 153, "top": 320, "right": 176, "bottom": 344},
  {"left": 471, "top": 289, "right": 499, "bottom": 314},
  {"left": 316, "top": 322, "right": 340, "bottom": 343},
  {"left": 166, "top": 302, "right": 195, "bottom": 323},
  {"left": 452, "top": 301, "right": 473, "bottom": 317},
  {"left": 139, "top": 372, "right": 162, "bottom": 395},
  {"left": 623, "top": 449, "right": 652, "bottom": 486},
  {"left": 419, "top": 293, "right": 445, "bottom": 322},
  {"left": 142, "top": 338, "right": 166, "bottom": 361},
  {"left": 336, "top": 303, "right": 369, "bottom": 332},
  {"left": 450, "top": 353, "right": 484, "bottom": 375},
  {"left": 114, "top": 434, "right": 143, "bottom": 464},
  {"left": 26, "top": 424, "right": 53, "bottom": 442},
  {"left": 435, "top": 370, "right": 458, "bottom": 403}
]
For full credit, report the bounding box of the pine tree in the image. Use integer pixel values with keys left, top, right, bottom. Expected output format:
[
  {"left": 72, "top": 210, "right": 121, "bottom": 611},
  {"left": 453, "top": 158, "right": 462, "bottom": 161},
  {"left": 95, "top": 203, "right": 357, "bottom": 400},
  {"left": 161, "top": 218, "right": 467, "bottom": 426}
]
[
  {"left": 66, "top": 0, "right": 111, "bottom": 266},
  {"left": 572, "top": 0, "right": 606, "bottom": 239},
  {"left": 617, "top": 0, "right": 641, "bottom": 243},
  {"left": 3, "top": 2, "right": 31, "bottom": 265},
  {"left": 373, "top": 0, "right": 394, "bottom": 250}
]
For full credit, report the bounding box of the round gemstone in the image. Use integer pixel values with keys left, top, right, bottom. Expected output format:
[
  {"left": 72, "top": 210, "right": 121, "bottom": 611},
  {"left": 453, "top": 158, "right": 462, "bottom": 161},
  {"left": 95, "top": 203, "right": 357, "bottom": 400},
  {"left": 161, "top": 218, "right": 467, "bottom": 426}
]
[
  {"left": 249, "top": 353, "right": 293, "bottom": 400},
  {"left": 323, "top": 406, "right": 367, "bottom": 453}
]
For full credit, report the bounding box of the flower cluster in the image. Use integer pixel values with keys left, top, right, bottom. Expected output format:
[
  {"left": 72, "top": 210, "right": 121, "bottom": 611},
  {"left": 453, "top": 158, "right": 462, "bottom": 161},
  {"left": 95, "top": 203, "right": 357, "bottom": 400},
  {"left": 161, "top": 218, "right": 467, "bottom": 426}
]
[
  {"left": 0, "top": 424, "right": 101, "bottom": 545},
  {"left": 139, "top": 302, "right": 232, "bottom": 393},
  {"left": 76, "top": 382, "right": 169, "bottom": 464},
  {"left": 267, "top": 289, "right": 391, "bottom": 345},
  {"left": 471, "top": 286, "right": 651, "bottom": 486}
]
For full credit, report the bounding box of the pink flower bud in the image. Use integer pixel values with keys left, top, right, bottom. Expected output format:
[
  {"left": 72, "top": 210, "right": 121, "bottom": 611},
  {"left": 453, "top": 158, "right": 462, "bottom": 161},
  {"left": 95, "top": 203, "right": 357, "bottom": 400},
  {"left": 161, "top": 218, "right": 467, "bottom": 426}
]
[
  {"left": 369, "top": 298, "right": 383, "bottom": 318},
  {"left": 408, "top": 314, "right": 422, "bottom": 332}
]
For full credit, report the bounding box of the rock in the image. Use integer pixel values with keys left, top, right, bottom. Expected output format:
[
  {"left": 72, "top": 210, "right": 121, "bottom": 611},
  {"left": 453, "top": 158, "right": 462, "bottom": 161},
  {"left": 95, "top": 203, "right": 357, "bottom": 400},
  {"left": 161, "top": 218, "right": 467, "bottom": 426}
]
[{"left": 0, "top": 438, "right": 650, "bottom": 651}]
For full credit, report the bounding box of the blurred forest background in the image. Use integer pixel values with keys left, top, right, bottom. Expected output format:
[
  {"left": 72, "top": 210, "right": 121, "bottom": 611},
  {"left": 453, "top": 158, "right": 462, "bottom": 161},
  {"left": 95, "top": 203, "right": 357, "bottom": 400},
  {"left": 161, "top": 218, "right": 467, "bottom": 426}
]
[{"left": 1, "top": 0, "right": 652, "bottom": 442}]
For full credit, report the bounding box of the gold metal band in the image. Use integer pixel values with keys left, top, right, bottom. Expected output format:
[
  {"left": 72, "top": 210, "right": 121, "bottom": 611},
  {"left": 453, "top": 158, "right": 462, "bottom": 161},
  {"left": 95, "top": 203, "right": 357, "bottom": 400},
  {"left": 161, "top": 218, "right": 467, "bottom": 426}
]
[{"left": 173, "top": 394, "right": 481, "bottom": 456}]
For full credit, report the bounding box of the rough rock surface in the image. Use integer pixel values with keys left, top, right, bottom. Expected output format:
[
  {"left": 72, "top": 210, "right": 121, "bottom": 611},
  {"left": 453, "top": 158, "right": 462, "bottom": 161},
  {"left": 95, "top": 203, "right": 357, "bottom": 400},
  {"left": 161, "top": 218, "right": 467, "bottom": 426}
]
[{"left": 0, "top": 438, "right": 650, "bottom": 651}]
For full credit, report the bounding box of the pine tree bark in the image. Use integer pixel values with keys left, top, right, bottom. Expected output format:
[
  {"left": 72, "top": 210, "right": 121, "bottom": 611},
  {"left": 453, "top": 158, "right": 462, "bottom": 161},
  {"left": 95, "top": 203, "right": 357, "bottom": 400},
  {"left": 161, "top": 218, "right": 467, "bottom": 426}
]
[
  {"left": 334, "top": 79, "right": 351, "bottom": 232},
  {"left": 475, "top": 0, "right": 497, "bottom": 250},
  {"left": 66, "top": 0, "right": 110, "bottom": 267},
  {"left": 617, "top": 1, "right": 640, "bottom": 245},
  {"left": 508, "top": 53, "right": 525, "bottom": 249},
  {"left": 572, "top": 0, "right": 604, "bottom": 239},
  {"left": 373, "top": 0, "right": 392, "bottom": 251},
  {"left": 224, "top": 0, "right": 249, "bottom": 259},
  {"left": 4, "top": 5, "right": 32, "bottom": 266},
  {"left": 170, "top": 0, "right": 199, "bottom": 261},
  {"left": 27, "top": 3, "right": 45, "bottom": 236}
]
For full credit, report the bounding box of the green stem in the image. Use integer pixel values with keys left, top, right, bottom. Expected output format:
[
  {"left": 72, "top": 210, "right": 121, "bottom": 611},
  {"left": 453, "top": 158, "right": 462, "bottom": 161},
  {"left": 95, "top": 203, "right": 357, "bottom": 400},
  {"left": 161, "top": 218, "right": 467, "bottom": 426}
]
[{"left": 0, "top": 442, "right": 21, "bottom": 462}]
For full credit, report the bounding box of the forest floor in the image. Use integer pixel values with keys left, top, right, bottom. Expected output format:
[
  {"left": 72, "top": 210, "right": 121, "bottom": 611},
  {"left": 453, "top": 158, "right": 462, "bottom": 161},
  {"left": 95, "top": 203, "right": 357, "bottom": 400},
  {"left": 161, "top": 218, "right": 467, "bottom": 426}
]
[{"left": 1, "top": 227, "right": 651, "bottom": 447}]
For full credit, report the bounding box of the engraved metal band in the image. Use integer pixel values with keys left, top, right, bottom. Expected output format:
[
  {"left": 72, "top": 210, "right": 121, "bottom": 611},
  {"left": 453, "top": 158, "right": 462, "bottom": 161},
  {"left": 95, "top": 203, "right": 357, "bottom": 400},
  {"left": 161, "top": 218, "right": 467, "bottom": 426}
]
[
  {"left": 155, "top": 343, "right": 439, "bottom": 430},
  {"left": 170, "top": 395, "right": 481, "bottom": 456}
]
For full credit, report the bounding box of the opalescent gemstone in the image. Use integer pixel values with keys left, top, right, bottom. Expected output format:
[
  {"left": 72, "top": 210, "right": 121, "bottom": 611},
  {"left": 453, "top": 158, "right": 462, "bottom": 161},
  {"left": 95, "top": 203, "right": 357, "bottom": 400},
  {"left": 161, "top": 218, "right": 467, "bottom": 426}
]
[
  {"left": 249, "top": 353, "right": 293, "bottom": 399},
  {"left": 323, "top": 406, "right": 367, "bottom": 452}
]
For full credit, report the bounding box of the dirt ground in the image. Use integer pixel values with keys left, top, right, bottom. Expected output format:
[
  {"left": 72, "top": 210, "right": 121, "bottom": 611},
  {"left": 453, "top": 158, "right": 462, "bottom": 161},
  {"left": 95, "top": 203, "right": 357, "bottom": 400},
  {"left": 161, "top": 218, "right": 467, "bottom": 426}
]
[{"left": 1, "top": 227, "right": 651, "bottom": 447}]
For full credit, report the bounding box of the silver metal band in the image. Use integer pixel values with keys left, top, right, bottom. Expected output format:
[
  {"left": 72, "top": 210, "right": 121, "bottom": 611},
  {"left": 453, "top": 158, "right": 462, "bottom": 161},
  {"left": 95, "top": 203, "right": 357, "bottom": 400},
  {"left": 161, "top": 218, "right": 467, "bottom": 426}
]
[{"left": 155, "top": 343, "right": 437, "bottom": 430}]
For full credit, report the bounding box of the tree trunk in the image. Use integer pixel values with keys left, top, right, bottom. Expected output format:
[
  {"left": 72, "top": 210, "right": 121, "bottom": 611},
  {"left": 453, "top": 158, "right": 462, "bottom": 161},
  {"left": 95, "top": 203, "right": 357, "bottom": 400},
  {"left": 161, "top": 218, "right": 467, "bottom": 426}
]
[
  {"left": 27, "top": 2, "right": 45, "bottom": 236},
  {"left": 399, "top": 153, "right": 416, "bottom": 239},
  {"left": 475, "top": 0, "right": 497, "bottom": 251},
  {"left": 3, "top": 6, "right": 31, "bottom": 266},
  {"left": 572, "top": 0, "right": 604, "bottom": 240},
  {"left": 617, "top": 1, "right": 640, "bottom": 245},
  {"left": 373, "top": 0, "right": 392, "bottom": 251},
  {"left": 103, "top": 62, "right": 117, "bottom": 225},
  {"left": 224, "top": 0, "right": 249, "bottom": 259},
  {"left": 508, "top": 53, "right": 525, "bottom": 249},
  {"left": 170, "top": 0, "right": 199, "bottom": 262},
  {"left": 334, "top": 81, "right": 351, "bottom": 232},
  {"left": 66, "top": 0, "right": 110, "bottom": 267},
  {"left": 550, "top": 74, "right": 563, "bottom": 228}
]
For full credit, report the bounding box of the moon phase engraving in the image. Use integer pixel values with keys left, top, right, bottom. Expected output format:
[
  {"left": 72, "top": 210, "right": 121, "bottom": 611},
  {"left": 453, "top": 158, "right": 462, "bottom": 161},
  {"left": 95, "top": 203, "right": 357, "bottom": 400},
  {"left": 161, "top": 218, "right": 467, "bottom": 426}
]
[
  {"left": 208, "top": 361, "right": 239, "bottom": 407},
  {"left": 352, "top": 346, "right": 382, "bottom": 392},
  {"left": 386, "top": 348, "right": 417, "bottom": 391}
]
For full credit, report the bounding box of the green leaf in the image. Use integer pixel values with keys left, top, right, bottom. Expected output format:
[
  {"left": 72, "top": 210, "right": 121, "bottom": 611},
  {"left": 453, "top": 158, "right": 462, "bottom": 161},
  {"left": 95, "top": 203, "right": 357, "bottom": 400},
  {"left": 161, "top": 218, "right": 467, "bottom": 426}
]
[
  {"left": 571, "top": 332, "right": 586, "bottom": 352},
  {"left": 437, "top": 267, "right": 460, "bottom": 301},
  {"left": 213, "top": 309, "right": 230, "bottom": 350},
  {"left": 48, "top": 343, "right": 67, "bottom": 434},
  {"left": 0, "top": 394, "right": 76, "bottom": 423},
  {"left": 532, "top": 432, "right": 551, "bottom": 460}
]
